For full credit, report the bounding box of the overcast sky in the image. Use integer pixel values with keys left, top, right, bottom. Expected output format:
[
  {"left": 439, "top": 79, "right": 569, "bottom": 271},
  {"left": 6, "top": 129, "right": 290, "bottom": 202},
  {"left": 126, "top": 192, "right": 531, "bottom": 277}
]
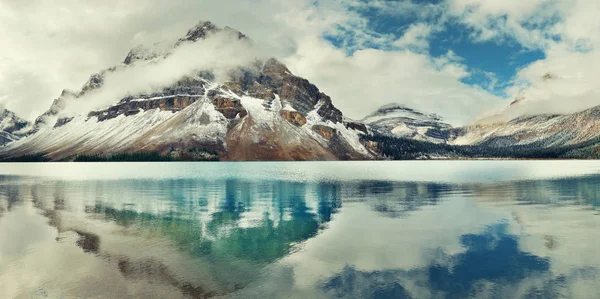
[{"left": 1, "top": 0, "right": 599, "bottom": 125}]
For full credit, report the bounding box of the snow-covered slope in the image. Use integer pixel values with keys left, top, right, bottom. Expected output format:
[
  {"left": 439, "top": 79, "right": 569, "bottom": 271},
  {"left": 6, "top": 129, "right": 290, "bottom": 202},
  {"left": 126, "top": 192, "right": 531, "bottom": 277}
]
[
  {"left": 0, "top": 109, "right": 29, "bottom": 146},
  {"left": 362, "top": 104, "right": 452, "bottom": 144},
  {"left": 450, "top": 105, "right": 600, "bottom": 148},
  {"left": 0, "top": 21, "right": 373, "bottom": 161}
]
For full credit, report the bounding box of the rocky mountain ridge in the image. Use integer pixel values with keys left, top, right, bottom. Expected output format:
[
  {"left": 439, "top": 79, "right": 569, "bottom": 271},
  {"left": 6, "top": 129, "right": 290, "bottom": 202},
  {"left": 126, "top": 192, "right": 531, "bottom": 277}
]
[{"left": 0, "top": 21, "right": 373, "bottom": 161}]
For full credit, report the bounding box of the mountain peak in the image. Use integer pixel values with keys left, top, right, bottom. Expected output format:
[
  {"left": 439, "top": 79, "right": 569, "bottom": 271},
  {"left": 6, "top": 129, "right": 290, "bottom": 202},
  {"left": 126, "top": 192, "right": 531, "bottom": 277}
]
[
  {"left": 365, "top": 103, "right": 443, "bottom": 122},
  {"left": 183, "top": 20, "right": 219, "bottom": 42},
  {"left": 263, "top": 58, "right": 290, "bottom": 75},
  {"left": 123, "top": 43, "right": 170, "bottom": 65},
  {"left": 60, "top": 89, "right": 77, "bottom": 97},
  {"left": 374, "top": 103, "right": 409, "bottom": 112},
  {"left": 223, "top": 26, "right": 248, "bottom": 40}
]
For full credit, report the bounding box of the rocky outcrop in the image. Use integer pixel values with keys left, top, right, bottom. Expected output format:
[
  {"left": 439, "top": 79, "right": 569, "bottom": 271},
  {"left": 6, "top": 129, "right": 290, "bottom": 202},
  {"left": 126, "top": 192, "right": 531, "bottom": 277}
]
[
  {"left": 316, "top": 95, "right": 343, "bottom": 123},
  {"left": 179, "top": 21, "right": 219, "bottom": 43},
  {"left": 81, "top": 72, "right": 107, "bottom": 94},
  {"left": 89, "top": 95, "right": 202, "bottom": 122},
  {"left": 247, "top": 82, "right": 275, "bottom": 100},
  {"left": 54, "top": 117, "right": 74, "bottom": 128},
  {"left": 279, "top": 110, "right": 307, "bottom": 126},
  {"left": 210, "top": 97, "right": 247, "bottom": 119},
  {"left": 344, "top": 121, "right": 368, "bottom": 134},
  {"left": 259, "top": 59, "right": 343, "bottom": 123},
  {"left": 123, "top": 43, "right": 169, "bottom": 65},
  {"left": 312, "top": 125, "right": 336, "bottom": 140}
]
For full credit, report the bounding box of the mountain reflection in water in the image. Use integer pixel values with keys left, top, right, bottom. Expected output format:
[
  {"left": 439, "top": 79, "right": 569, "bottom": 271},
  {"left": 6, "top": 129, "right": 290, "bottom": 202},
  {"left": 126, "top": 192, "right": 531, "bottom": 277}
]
[{"left": 0, "top": 165, "right": 599, "bottom": 298}]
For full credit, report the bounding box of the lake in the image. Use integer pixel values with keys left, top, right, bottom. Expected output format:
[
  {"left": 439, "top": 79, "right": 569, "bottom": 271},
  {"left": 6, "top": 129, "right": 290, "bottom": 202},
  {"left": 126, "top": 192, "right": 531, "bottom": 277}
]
[{"left": 0, "top": 162, "right": 599, "bottom": 298}]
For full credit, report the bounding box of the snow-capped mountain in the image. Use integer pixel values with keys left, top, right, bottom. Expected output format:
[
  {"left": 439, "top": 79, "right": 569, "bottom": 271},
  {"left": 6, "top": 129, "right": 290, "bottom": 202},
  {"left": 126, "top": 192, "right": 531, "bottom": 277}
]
[
  {"left": 0, "top": 109, "right": 29, "bottom": 146},
  {"left": 449, "top": 105, "right": 600, "bottom": 149},
  {"left": 0, "top": 21, "right": 373, "bottom": 161},
  {"left": 362, "top": 104, "right": 452, "bottom": 144},
  {"left": 448, "top": 72, "right": 600, "bottom": 149}
]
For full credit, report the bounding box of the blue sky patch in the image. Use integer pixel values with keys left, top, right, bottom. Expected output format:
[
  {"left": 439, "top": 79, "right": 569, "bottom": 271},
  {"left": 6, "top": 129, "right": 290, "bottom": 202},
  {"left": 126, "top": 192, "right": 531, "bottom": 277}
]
[
  {"left": 429, "top": 20, "right": 546, "bottom": 96},
  {"left": 324, "top": 0, "right": 548, "bottom": 97}
]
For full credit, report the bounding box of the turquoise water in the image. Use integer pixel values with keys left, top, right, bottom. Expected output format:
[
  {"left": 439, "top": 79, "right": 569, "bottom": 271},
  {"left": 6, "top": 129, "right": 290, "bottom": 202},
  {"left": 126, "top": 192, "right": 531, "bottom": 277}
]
[{"left": 0, "top": 162, "right": 599, "bottom": 298}]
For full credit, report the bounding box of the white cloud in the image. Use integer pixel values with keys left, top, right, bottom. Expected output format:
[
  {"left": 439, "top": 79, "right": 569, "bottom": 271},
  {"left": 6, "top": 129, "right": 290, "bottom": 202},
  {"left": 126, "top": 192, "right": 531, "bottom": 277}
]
[
  {"left": 393, "top": 23, "right": 434, "bottom": 52},
  {"left": 447, "top": 0, "right": 558, "bottom": 49},
  {"left": 441, "top": 0, "right": 600, "bottom": 121},
  {"left": 488, "top": 45, "right": 600, "bottom": 120},
  {"left": 284, "top": 37, "right": 500, "bottom": 125}
]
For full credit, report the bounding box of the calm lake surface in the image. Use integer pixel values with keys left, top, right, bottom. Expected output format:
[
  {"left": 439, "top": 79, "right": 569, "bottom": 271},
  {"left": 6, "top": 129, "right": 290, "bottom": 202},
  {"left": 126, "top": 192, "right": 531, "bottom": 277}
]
[{"left": 1, "top": 161, "right": 599, "bottom": 298}]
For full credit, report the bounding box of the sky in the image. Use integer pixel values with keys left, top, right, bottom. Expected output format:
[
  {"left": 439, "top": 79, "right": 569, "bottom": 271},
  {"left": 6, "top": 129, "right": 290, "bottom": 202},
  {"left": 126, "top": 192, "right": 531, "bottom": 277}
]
[{"left": 0, "top": 0, "right": 599, "bottom": 125}]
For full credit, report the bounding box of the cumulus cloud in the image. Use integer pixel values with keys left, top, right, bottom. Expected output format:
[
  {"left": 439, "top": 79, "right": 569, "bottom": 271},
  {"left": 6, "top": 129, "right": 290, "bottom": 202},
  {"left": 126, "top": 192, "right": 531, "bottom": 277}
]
[
  {"left": 483, "top": 46, "right": 600, "bottom": 122},
  {"left": 446, "top": 0, "right": 559, "bottom": 49},
  {"left": 392, "top": 23, "right": 434, "bottom": 52},
  {"left": 285, "top": 38, "right": 500, "bottom": 125},
  {"left": 480, "top": 1, "right": 600, "bottom": 120},
  {"left": 439, "top": 0, "right": 600, "bottom": 121}
]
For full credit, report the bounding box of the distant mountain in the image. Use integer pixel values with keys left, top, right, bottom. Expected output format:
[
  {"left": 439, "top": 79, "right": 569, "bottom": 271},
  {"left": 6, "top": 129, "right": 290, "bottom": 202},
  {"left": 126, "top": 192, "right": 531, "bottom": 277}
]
[
  {"left": 360, "top": 87, "right": 600, "bottom": 159},
  {"left": 0, "top": 109, "right": 29, "bottom": 146},
  {"left": 362, "top": 104, "right": 452, "bottom": 144},
  {"left": 450, "top": 105, "right": 600, "bottom": 149},
  {"left": 0, "top": 21, "right": 373, "bottom": 161},
  {"left": 448, "top": 72, "right": 600, "bottom": 149}
]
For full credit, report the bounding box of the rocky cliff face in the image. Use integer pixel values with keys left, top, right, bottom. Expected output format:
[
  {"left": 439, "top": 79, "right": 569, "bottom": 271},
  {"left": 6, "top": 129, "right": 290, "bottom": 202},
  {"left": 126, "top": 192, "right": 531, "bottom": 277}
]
[{"left": 1, "top": 21, "right": 373, "bottom": 161}]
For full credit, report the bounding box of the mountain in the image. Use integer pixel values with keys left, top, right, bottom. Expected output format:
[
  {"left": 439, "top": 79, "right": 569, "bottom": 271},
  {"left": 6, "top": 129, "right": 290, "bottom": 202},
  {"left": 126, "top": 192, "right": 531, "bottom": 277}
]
[
  {"left": 362, "top": 104, "right": 452, "bottom": 144},
  {"left": 359, "top": 80, "right": 600, "bottom": 159},
  {"left": 361, "top": 103, "right": 600, "bottom": 160},
  {"left": 450, "top": 105, "right": 600, "bottom": 149},
  {"left": 448, "top": 72, "right": 600, "bottom": 149},
  {"left": 0, "top": 21, "right": 373, "bottom": 161},
  {"left": 0, "top": 109, "right": 29, "bottom": 146}
]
